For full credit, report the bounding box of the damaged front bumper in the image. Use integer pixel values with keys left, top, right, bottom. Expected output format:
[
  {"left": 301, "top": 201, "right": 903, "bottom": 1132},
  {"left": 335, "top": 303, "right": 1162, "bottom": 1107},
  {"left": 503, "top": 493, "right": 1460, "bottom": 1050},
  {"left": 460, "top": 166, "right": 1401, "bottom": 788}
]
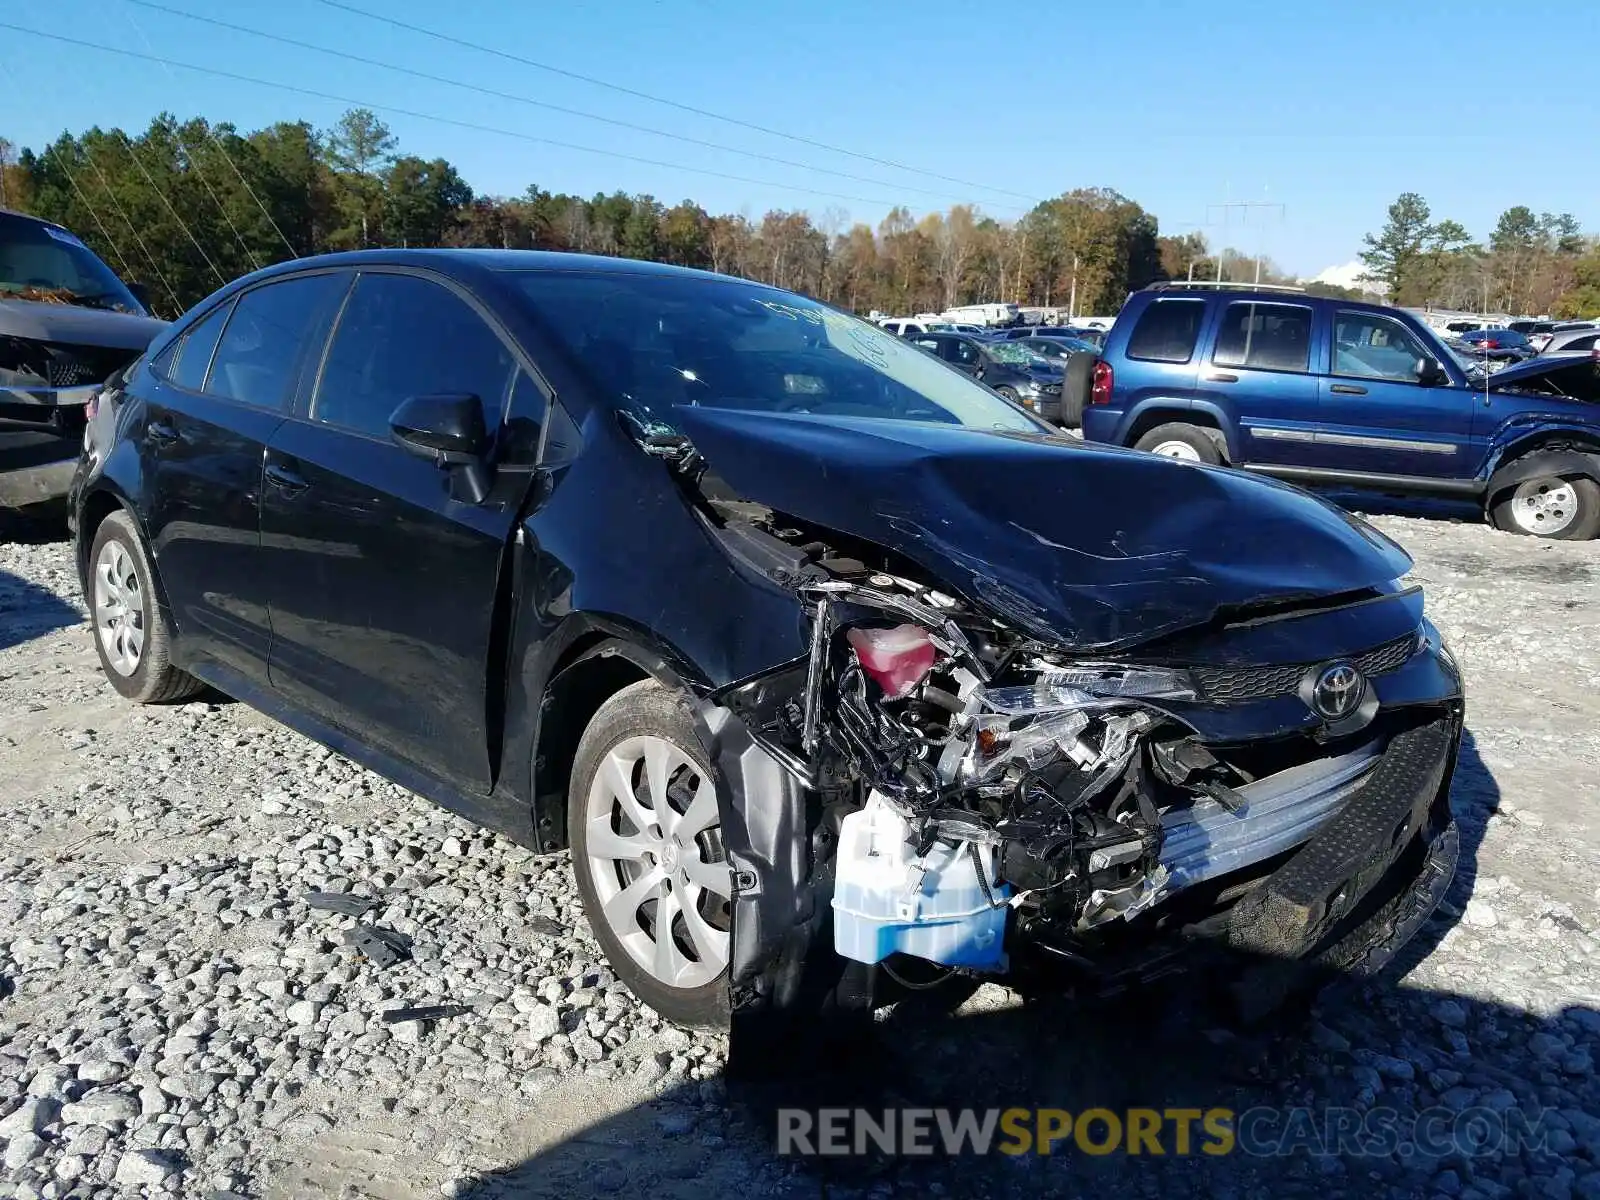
[{"left": 704, "top": 569, "right": 1465, "bottom": 1024}]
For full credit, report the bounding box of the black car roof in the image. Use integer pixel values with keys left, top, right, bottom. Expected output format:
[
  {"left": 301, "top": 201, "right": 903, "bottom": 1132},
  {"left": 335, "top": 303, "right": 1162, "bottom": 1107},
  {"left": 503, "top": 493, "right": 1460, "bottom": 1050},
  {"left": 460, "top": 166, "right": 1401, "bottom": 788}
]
[{"left": 244, "top": 248, "right": 752, "bottom": 288}]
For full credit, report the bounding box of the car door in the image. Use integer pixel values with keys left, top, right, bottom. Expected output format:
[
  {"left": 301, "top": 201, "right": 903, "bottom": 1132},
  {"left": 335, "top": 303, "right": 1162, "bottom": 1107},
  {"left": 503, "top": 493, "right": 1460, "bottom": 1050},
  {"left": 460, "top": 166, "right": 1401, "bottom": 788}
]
[
  {"left": 140, "top": 271, "right": 348, "bottom": 688},
  {"left": 1200, "top": 299, "right": 1320, "bottom": 466},
  {"left": 258, "top": 269, "right": 538, "bottom": 793},
  {"left": 1317, "top": 309, "right": 1479, "bottom": 479}
]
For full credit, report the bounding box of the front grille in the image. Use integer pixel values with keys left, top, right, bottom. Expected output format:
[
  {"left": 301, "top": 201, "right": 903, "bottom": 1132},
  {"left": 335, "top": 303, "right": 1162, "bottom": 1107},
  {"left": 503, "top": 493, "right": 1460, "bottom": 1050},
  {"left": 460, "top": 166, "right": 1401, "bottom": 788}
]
[
  {"left": 42, "top": 341, "right": 138, "bottom": 388},
  {"left": 1192, "top": 632, "right": 1418, "bottom": 704}
]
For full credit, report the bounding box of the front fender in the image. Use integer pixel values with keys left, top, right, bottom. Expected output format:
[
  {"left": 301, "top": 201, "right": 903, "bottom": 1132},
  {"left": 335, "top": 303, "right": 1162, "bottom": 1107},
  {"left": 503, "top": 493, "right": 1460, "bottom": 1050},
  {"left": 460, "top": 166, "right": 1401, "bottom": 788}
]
[{"left": 1485, "top": 446, "right": 1600, "bottom": 501}]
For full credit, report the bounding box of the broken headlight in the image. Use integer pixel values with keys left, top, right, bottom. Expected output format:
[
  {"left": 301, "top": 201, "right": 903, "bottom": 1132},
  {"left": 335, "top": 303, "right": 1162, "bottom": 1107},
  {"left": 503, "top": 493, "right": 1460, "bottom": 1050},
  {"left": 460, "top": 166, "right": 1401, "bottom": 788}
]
[{"left": 981, "top": 663, "right": 1196, "bottom": 716}]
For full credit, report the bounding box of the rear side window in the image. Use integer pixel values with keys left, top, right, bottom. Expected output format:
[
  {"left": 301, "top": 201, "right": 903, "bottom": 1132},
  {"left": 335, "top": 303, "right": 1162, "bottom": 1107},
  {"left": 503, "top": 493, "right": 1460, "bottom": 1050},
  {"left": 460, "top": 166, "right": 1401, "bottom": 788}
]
[
  {"left": 167, "top": 302, "right": 231, "bottom": 392},
  {"left": 313, "top": 273, "right": 516, "bottom": 440},
  {"left": 1213, "top": 302, "right": 1313, "bottom": 372},
  {"left": 1565, "top": 334, "right": 1597, "bottom": 352},
  {"left": 1126, "top": 299, "right": 1206, "bottom": 363},
  {"left": 207, "top": 273, "right": 348, "bottom": 410}
]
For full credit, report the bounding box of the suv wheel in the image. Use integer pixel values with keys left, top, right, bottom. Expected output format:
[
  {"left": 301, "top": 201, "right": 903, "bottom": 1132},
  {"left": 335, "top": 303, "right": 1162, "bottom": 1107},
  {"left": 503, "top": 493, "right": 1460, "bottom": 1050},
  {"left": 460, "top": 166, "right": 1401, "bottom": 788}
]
[
  {"left": 88, "top": 511, "right": 204, "bottom": 703},
  {"left": 568, "top": 679, "right": 732, "bottom": 1028},
  {"left": 1134, "top": 423, "right": 1224, "bottom": 465},
  {"left": 1490, "top": 473, "right": 1600, "bottom": 540}
]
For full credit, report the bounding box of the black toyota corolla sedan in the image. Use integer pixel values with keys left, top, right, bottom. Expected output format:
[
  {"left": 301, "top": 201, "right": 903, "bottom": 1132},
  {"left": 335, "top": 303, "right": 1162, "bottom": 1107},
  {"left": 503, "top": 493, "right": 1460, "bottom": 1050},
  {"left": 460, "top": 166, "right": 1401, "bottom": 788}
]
[{"left": 70, "top": 250, "right": 1463, "bottom": 1034}]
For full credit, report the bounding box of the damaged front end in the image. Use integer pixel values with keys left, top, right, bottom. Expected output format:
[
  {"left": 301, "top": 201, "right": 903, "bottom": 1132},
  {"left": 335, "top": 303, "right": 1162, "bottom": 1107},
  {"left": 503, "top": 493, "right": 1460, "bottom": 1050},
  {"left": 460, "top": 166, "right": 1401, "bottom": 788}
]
[{"left": 712, "top": 558, "right": 1463, "bottom": 1017}]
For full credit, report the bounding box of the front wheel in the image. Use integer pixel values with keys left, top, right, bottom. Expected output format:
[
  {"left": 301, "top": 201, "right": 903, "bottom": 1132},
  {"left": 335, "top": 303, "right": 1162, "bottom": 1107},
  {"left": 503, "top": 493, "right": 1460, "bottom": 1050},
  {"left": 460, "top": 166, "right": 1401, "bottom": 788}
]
[
  {"left": 1133, "top": 422, "right": 1225, "bottom": 464},
  {"left": 1489, "top": 473, "right": 1600, "bottom": 540},
  {"left": 568, "top": 679, "right": 733, "bottom": 1029},
  {"left": 88, "top": 510, "right": 203, "bottom": 703}
]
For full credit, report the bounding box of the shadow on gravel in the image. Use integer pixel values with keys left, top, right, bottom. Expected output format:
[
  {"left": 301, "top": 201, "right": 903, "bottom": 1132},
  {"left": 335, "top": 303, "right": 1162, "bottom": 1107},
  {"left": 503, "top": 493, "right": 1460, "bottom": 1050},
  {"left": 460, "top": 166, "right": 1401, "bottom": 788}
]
[
  {"left": 1317, "top": 490, "right": 1485, "bottom": 527},
  {"left": 0, "top": 566, "right": 82, "bottom": 650},
  {"left": 459, "top": 732, "right": 1599, "bottom": 1200}
]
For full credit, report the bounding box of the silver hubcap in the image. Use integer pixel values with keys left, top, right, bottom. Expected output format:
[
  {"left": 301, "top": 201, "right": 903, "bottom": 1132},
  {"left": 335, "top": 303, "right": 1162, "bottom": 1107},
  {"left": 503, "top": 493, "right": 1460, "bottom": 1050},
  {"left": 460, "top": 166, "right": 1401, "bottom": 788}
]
[
  {"left": 1150, "top": 439, "right": 1201, "bottom": 461},
  {"left": 1509, "top": 478, "right": 1578, "bottom": 535},
  {"left": 585, "top": 734, "right": 731, "bottom": 989},
  {"left": 93, "top": 540, "right": 145, "bottom": 676}
]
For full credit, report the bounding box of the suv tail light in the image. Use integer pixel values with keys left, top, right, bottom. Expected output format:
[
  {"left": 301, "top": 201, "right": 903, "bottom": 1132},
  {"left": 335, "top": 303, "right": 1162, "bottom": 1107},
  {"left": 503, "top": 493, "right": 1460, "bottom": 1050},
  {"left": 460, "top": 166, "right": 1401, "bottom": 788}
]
[{"left": 1090, "top": 359, "right": 1113, "bottom": 406}]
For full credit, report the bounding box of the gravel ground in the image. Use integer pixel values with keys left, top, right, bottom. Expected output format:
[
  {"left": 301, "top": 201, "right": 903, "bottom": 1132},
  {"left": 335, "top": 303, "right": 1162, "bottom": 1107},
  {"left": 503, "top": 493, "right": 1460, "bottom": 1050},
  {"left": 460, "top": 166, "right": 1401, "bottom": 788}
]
[{"left": 1, "top": 507, "right": 1597, "bottom": 1199}]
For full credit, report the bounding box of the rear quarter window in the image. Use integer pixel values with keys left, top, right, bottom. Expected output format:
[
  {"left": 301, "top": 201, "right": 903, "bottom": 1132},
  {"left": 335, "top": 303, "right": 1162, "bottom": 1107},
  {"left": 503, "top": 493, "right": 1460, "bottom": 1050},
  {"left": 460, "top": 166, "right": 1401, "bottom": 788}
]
[{"left": 1125, "top": 299, "right": 1207, "bottom": 364}]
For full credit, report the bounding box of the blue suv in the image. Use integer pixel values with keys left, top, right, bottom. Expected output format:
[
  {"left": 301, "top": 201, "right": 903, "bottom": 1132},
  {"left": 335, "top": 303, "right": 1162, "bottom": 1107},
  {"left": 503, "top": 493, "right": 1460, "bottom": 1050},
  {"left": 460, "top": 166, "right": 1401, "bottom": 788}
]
[{"left": 1080, "top": 283, "right": 1600, "bottom": 539}]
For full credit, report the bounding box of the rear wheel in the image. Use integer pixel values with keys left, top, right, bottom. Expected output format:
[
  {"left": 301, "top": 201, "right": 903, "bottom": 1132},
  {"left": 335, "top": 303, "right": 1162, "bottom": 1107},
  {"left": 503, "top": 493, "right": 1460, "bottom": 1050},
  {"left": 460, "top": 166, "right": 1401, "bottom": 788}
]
[
  {"left": 1133, "top": 422, "right": 1225, "bottom": 465},
  {"left": 1489, "top": 473, "right": 1600, "bottom": 540},
  {"left": 569, "top": 679, "right": 732, "bottom": 1028},
  {"left": 994, "top": 385, "right": 1020, "bottom": 406},
  {"left": 88, "top": 510, "right": 203, "bottom": 703}
]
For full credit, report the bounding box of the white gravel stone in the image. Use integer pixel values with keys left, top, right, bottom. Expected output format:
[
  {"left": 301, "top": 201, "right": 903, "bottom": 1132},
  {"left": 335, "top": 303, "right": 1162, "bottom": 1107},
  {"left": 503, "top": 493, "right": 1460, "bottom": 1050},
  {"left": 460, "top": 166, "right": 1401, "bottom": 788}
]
[
  {"left": 2, "top": 1132, "right": 46, "bottom": 1170},
  {"left": 60, "top": 1090, "right": 140, "bottom": 1127},
  {"left": 1465, "top": 899, "right": 1500, "bottom": 927},
  {"left": 114, "top": 1147, "right": 184, "bottom": 1187},
  {"left": 0, "top": 1097, "right": 57, "bottom": 1137}
]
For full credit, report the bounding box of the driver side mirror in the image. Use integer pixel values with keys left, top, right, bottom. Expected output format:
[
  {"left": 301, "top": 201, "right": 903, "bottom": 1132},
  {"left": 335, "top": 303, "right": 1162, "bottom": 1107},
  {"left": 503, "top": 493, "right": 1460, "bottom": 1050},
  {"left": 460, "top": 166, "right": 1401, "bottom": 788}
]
[
  {"left": 1415, "top": 357, "right": 1448, "bottom": 387},
  {"left": 390, "top": 393, "right": 493, "bottom": 503}
]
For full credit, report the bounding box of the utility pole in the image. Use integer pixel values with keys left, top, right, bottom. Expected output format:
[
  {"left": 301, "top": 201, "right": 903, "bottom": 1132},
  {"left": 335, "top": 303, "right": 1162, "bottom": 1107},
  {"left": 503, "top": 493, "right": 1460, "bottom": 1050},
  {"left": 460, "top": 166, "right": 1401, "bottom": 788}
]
[{"left": 1206, "top": 199, "right": 1286, "bottom": 284}]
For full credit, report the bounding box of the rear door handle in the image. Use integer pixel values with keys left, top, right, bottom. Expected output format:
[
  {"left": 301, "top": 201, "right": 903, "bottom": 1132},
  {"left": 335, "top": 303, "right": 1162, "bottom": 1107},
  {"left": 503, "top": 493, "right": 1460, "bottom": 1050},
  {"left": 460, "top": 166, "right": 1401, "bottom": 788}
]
[
  {"left": 264, "top": 463, "right": 309, "bottom": 495},
  {"left": 1330, "top": 384, "right": 1368, "bottom": 395},
  {"left": 1205, "top": 371, "right": 1238, "bottom": 383},
  {"left": 146, "top": 419, "right": 179, "bottom": 445}
]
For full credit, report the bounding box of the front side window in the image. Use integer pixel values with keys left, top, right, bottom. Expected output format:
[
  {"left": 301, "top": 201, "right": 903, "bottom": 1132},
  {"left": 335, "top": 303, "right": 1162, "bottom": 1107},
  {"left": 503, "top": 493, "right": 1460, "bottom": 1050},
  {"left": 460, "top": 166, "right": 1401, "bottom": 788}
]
[
  {"left": 948, "top": 339, "right": 981, "bottom": 366},
  {"left": 167, "top": 302, "right": 232, "bottom": 392},
  {"left": 1332, "top": 312, "right": 1432, "bottom": 383},
  {"left": 501, "top": 270, "right": 1038, "bottom": 433},
  {"left": 207, "top": 273, "right": 347, "bottom": 410},
  {"left": 1213, "top": 302, "right": 1313, "bottom": 372},
  {"left": 314, "top": 273, "right": 517, "bottom": 440},
  {"left": 1126, "top": 299, "right": 1206, "bottom": 363}
]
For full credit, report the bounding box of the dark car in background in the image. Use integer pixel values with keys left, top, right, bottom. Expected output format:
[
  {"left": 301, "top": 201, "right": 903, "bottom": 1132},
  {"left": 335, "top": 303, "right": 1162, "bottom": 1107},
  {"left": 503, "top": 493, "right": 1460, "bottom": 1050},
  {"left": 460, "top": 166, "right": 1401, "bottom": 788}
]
[
  {"left": 906, "top": 330, "right": 1064, "bottom": 420},
  {"left": 1081, "top": 282, "right": 1600, "bottom": 539},
  {"left": 0, "top": 210, "right": 165, "bottom": 515},
  {"left": 70, "top": 250, "right": 1462, "bottom": 1037},
  {"left": 1456, "top": 327, "right": 1534, "bottom": 362}
]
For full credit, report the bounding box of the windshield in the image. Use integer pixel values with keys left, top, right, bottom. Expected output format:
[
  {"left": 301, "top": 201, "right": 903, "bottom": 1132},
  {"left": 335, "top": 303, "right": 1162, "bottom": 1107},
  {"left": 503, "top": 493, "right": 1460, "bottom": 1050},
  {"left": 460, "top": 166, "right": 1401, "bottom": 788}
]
[
  {"left": 983, "top": 340, "right": 1052, "bottom": 369},
  {"left": 502, "top": 270, "right": 1039, "bottom": 433},
  {"left": 0, "top": 214, "right": 144, "bottom": 314}
]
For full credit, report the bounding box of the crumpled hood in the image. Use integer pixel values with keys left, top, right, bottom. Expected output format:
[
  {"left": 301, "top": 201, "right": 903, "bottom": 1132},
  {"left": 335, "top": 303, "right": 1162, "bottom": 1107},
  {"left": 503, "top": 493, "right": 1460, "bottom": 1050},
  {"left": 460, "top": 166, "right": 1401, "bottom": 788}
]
[
  {"left": 0, "top": 297, "right": 167, "bottom": 351},
  {"left": 672, "top": 407, "right": 1412, "bottom": 650}
]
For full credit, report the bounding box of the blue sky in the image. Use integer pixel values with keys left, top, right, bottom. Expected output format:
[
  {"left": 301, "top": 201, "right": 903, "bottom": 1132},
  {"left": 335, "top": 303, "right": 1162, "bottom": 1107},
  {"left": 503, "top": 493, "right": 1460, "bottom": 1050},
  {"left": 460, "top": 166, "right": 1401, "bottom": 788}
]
[{"left": 3, "top": 0, "right": 1597, "bottom": 276}]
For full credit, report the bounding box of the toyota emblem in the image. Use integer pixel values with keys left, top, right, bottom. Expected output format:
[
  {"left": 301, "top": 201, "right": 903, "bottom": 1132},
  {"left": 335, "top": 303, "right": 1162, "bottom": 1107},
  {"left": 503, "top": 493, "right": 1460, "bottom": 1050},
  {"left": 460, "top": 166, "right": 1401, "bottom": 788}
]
[{"left": 1309, "top": 663, "right": 1365, "bottom": 720}]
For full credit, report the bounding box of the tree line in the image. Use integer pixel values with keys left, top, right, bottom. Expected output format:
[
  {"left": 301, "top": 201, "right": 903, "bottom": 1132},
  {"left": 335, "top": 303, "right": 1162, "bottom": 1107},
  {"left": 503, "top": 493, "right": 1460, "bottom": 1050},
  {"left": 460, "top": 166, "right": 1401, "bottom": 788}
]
[
  {"left": 1360, "top": 192, "right": 1600, "bottom": 317},
  {"left": 0, "top": 108, "right": 1248, "bottom": 320},
  {"left": 4, "top": 110, "right": 1594, "bottom": 321}
]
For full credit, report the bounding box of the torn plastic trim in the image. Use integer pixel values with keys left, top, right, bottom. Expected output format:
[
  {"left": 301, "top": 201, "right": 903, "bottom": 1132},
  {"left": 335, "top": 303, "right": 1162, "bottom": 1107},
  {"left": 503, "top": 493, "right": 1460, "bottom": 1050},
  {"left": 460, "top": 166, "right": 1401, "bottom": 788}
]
[{"left": 1158, "top": 738, "right": 1383, "bottom": 893}]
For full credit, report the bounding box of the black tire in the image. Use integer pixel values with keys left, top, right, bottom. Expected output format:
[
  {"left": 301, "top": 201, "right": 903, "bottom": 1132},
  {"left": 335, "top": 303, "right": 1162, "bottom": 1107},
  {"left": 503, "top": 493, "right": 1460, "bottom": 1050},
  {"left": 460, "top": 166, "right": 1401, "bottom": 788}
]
[
  {"left": 87, "top": 510, "right": 203, "bottom": 704},
  {"left": 1488, "top": 471, "right": 1600, "bottom": 540},
  {"left": 994, "top": 385, "right": 1020, "bottom": 406},
  {"left": 568, "top": 679, "right": 732, "bottom": 1029},
  {"left": 1133, "top": 422, "right": 1225, "bottom": 465},
  {"left": 1060, "top": 352, "right": 1094, "bottom": 428}
]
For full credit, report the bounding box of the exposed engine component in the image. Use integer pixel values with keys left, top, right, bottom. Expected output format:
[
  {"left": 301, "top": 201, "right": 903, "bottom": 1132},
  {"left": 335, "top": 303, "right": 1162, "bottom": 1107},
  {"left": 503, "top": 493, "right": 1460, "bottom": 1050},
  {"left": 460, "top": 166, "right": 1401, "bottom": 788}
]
[{"left": 697, "top": 503, "right": 1408, "bottom": 975}]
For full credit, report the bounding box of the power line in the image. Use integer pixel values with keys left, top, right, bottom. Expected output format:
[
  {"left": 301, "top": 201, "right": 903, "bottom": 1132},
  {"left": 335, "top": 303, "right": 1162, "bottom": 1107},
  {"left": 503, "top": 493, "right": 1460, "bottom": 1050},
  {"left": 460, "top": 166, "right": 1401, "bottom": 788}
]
[
  {"left": 113, "top": 127, "right": 229, "bottom": 290},
  {"left": 0, "top": 55, "right": 185, "bottom": 313},
  {"left": 311, "top": 0, "right": 1043, "bottom": 206},
  {"left": 0, "top": 23, "right": 924, "bottom": 210},
  {"left": 123, "top": 0, "right": 1013, "bottom": 211},
  {"left": 113, "top": 0, "right": 267, "bottom": 271}
]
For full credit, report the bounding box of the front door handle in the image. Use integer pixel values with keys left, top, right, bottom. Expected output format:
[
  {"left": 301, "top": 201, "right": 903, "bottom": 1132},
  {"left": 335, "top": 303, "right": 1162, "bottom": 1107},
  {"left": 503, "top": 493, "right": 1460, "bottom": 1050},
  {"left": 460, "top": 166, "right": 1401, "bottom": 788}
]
[
  {"left": 264, "top": 463, "right": 309, "bottom": 495},
  {"left": 146, "top": 419, "right": 179, "bottom": 445},
  {"left": 1205, "top": 371, "right": 1239, "bottom": 383},
  {"left": 1330, "top": 383, "right": 1368, "bottom": 395}
]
